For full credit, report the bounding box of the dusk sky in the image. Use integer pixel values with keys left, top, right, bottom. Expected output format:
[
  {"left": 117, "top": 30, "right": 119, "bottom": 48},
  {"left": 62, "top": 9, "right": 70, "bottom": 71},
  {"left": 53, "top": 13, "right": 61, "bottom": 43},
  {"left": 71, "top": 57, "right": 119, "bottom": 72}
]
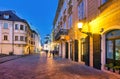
[{"left": 0, "top": 0, "right": 58, "bottom": 41}]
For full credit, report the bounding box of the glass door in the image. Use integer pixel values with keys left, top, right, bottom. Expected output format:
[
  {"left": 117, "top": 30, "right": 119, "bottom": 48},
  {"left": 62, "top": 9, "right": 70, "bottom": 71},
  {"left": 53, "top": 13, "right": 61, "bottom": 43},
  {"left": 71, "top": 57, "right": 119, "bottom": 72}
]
[
  {"left": 106, "top": 30, "right": 120, "bottom": 65},
  {"left": 115, "top": 39, "right": 120, "bottom": 66},
  {"left": 106, "top": 40, "right": 114, "bottom": 64},
  {"left": 107, "top": 40, "right": 114, "bottom": 63}
]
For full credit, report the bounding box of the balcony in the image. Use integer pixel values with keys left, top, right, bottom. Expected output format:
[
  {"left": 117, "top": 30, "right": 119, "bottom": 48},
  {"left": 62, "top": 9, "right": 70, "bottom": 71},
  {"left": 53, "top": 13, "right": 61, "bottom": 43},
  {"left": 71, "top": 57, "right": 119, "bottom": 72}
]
[
  {"left": 68, "top": 4, "right": 73, "bottom": 14},
  {"left": 54, "top": 29, "right": 69, "bottom": 41}
]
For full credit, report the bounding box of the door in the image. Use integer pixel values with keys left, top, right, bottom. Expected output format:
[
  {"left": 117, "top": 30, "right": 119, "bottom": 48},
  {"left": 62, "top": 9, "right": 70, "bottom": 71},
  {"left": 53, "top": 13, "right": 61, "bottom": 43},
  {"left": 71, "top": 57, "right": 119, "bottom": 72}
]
[
  {"left": 106, "top": 39, "right": 120, "bottom": 65},
  {"left": 74, "top": 40, "right": 78, "bottom": 62},
  {"left": 83, "top": 36, "right": 90, "bottom": 66},
  {"left": 115, "top": 39, "right": 120, "bottom": 65},
  {"left": 70, "top": 43, "right": 73, "bottom": 60},
  {"left": 106, "top": 30, "right": 120, "bottom": 66},
  {"left": 93, "top": 34, "right": 101, "bottom": 70},
  {"left": 65, "top": 42, "right": 68, "bottom": 58}
]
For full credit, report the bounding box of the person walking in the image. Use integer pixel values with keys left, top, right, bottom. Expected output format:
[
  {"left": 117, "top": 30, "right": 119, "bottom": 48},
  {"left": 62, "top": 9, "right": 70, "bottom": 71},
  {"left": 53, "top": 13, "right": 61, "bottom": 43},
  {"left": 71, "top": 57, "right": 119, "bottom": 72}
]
[
  {"left": 45, "top": 50, "right": 48, "bottom": 57},
  {"left": 52, "top": 49, "right": 55, "bottom": 58},
  {"left": 49, "top": 50, "right": 52, "bottom": 57}
]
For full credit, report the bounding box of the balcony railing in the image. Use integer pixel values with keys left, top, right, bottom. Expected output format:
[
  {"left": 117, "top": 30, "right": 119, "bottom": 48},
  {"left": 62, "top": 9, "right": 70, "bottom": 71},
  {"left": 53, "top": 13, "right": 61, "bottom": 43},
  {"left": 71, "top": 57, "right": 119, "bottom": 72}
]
[{"left": 54, "top": 29, "right": 69, "bottom": 40}]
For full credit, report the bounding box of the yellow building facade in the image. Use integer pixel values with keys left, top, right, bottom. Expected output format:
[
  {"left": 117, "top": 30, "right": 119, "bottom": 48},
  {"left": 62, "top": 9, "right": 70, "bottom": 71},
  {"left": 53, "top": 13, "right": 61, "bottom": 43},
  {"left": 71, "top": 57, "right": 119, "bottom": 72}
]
[{"left": 53, "top": 0, "right": 120, "bottom": 73}]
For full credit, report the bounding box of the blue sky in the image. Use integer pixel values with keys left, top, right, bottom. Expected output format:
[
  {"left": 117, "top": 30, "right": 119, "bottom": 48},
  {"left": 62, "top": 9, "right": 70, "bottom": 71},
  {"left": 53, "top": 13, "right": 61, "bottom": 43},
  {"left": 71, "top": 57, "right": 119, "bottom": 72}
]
[{"left": 0, "top": 0, "right": 58, "bottom": 41}]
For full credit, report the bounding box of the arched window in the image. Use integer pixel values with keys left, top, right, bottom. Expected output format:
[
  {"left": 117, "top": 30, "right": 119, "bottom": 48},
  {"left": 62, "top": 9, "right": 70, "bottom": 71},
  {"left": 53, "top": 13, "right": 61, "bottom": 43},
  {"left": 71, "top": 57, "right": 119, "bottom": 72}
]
[{"left": 106, "top": 30, "right": 120, "bottom": 65}]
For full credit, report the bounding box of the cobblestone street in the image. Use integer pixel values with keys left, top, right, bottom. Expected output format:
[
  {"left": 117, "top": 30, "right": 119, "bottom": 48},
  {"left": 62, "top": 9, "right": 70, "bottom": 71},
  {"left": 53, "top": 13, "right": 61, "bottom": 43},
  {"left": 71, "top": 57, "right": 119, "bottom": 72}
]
[{"left": 0, "top": 51, "right": 119, "bottom": 79}]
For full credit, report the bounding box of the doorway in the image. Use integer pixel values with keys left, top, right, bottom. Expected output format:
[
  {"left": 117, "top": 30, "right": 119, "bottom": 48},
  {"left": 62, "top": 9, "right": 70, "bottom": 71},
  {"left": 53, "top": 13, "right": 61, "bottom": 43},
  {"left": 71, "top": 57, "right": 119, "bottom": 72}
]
[
  {"left": 106, "top": 30, "right": 120, "bottom": 66},
  {"left": 93, "top": 34, "right": 101, "bottom": 70},
  {"left": 82, "top": 36, "right": 90, "bottom": 66}
]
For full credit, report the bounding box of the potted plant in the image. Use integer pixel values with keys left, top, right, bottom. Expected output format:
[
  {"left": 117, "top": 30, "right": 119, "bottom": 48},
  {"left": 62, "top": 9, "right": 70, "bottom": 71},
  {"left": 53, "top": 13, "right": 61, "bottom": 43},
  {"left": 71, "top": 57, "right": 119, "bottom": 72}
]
[
  {"left": 105, "top": 63, "right": 114, "bottom": 71},
  {"left": 105, "top": 64, "right": 110, "bottom": 70},
  {"left": 113, "top": 66, "right": 120, "bottom": 74}
]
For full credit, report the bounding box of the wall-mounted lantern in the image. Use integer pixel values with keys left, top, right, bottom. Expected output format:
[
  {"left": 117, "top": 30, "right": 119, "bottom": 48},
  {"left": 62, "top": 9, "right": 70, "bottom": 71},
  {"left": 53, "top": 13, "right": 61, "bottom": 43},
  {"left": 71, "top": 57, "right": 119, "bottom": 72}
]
[{"left": 77, "top": 22, "right": 92, "bottom": 36}]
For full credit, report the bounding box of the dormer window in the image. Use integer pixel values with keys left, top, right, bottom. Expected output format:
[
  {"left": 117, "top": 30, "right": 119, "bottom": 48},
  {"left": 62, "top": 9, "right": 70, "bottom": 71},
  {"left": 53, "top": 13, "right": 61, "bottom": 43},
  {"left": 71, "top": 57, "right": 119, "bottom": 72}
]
[{"left": 3, "top": 14, "right": 10, "bottom": 19}]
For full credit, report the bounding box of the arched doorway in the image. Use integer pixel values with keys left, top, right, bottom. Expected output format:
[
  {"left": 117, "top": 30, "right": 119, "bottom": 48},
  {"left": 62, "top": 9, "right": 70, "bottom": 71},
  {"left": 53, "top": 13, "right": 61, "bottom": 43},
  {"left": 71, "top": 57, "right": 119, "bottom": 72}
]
[{"left": 106, "top": 30, "right": 120, "bottom": 66}]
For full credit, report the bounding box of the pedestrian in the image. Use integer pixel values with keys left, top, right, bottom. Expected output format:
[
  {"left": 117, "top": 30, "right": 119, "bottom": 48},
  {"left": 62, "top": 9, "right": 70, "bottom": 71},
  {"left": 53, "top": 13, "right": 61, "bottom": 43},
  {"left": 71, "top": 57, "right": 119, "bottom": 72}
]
[
  {"left": 52, "top": 50, "right": 55, "bottom": 58},
  {"left": 46, "top": 50, "right": 48, "bottom": 57},
  {"left": 49, "top": 50, "right": 52, "bottom": 57}
]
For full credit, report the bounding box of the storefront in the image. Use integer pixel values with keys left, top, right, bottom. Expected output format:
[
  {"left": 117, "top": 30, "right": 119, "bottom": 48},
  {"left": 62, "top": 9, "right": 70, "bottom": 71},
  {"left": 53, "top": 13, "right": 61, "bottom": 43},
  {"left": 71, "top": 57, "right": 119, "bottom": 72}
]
[
  {"left": 101, "top": 28, "right": 120, "bottom": 71},
  {"left": 106, "top": 30, "right": 120, "bottom": 66}
]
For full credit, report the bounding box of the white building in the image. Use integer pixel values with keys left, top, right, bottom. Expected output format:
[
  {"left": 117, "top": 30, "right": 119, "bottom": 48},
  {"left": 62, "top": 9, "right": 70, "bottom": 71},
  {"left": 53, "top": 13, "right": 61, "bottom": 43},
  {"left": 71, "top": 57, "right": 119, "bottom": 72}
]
[
  {"left": 32, "top": 30, "right": 41, "bottom": 53},
  {"left": 43, "top": 34, "right": 51, "bottom": 52},
  {"left": 0, "top": 10, "right": 41, "bottom": 55}
]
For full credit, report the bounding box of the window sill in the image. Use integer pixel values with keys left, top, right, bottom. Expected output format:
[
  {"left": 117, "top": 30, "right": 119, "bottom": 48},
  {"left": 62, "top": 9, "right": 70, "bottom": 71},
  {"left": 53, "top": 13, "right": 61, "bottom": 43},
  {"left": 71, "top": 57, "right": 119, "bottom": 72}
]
[
  {"left": 78, "top": 17, "right": 86, "bottom": 22},
  {"left": 2, "top": 28, "right": 9, "bottom": 30},
  {"left": 3, "top": 40, "right": 9, "bottom": 41}
]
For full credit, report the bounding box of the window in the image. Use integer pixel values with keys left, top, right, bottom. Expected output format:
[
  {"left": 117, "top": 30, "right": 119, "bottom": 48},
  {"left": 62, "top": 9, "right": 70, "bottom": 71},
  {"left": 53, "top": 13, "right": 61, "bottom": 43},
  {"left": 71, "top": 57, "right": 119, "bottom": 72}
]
[
  {"left": 63, "top": 22, "right": 66, "bottom": 29},
  {"left": 29, "top": 40, "right": 31, "bottom": 44},
  {"left": 101, "top": 0, "right": 108, "bottom": 4},
  {"left": 31, "top": 34, "right": 34, "bottom": 38},
  {"left": 15, "top": 36, "right": 18, "bottom": 41},
  {"left": 3, "top": 14, "right": 10, "bottom": 19},
  {"left": 20, "top": 25, "right": 24, "bottom": 30},
  {"left": 106, "top": 30, "right": 120, "bottom": 65},
  {"left": 25, "top": 37, "right": 27, "bottom": 42},
  {"left": 31, "top": 41, "right": 33, "bottom": 44},
  {"left": 107, "top": 41, "right": 113, "bottom": 59},
  {"left": 78, "top": 1, "right": 85, "bottom": 20},
  {"left": 68, "top": 14, "right": 72, "bottom": 29},
  {"left": 25, "top": 26, "right": 27, "bottom": 31},
  {"left": 20, "top": 36, "right": 24, "bottom": 41},
  {"left": 15, "top": 24, "right": 18, "bottom": 30},
  {"left": 4, "top": 35, "right": 8, "bottom": 40},
  {"left": 4, "top": 23, "right": 8, "bottom": 29},
  {"left": 115, "top": 40, "right": 120, "bottom": 60}
]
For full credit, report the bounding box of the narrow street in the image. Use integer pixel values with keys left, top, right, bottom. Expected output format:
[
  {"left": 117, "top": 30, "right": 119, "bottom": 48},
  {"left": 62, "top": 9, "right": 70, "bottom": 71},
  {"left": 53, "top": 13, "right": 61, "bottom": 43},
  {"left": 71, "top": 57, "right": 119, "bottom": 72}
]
[{"left": 0, "top": 51, "right": 119, "bottom": 79}]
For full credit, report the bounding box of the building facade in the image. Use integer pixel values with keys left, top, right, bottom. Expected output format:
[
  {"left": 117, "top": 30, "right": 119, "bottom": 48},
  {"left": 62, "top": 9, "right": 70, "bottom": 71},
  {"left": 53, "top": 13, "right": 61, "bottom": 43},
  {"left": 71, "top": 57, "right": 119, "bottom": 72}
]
[
  {"left": 43, "top": 34, "right": 51, "bottom": 52},
  {"left": 53, "top": 0, "right": 120, "bottom": 73},
  {"left": 0, "top": 10, "right": 41, "bottom": 55},
  {"left": 32, "top": 30, "right": 41, "bottom": 53}
]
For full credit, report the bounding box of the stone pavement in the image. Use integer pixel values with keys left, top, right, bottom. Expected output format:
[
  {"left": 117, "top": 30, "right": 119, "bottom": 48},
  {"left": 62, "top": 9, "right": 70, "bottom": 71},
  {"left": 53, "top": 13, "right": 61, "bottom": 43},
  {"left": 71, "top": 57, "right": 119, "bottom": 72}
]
[
  {"left": 0, "top": 55, "right": 22, "bottom": 63},
  {"left": 0, "top": 51, "right": 120, "bottom": 79}
]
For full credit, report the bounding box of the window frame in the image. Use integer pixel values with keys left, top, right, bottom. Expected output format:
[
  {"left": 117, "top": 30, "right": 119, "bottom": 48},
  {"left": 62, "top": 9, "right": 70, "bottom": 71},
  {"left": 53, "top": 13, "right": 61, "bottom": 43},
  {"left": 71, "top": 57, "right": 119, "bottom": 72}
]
[
  {"left": 20, "top": 36, "right": 24, "bottom": 41},
  {"left": 3, "top": 14, "right": 10, "bottom": 19},
  {"left": 20, "top": 25, "right": 24, "bottom": 30},
  {"left": 106, "top": 30, "right": 120, "bottom": 65},
  {"left": 3, "top": 23, "right": 8, "bottom": 29},
  {"left": 15, "top": 36, "right": 18, "bottom": 41},
  {"left": 4, "top": 35, "right": 8, "bottom": 40},
  {"left": 68, "top": 14, "right": 72, "bottom": 29},
  {"left": 78, "top": 0, "right": 85, "bottom": 20},
  {"left": 25, "top": 26, "right": 27, "bottom": 31},
  {"left": 15, "top": 24, "right": 19, "bottom": 30}
]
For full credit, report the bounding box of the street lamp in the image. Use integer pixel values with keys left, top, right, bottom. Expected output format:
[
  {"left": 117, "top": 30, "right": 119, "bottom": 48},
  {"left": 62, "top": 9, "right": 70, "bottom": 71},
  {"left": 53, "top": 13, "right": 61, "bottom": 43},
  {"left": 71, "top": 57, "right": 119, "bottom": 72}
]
[
  {"left": 77, "top": 22, "right": 92, "bottom": 36},
  {"left": 77, "top": 22, "right": 83, "bottom": 30}
]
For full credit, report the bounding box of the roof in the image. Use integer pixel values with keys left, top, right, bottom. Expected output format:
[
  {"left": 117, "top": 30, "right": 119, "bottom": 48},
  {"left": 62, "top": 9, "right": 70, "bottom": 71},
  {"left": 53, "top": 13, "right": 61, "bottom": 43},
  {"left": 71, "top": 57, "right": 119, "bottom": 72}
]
[
  {"left": 0, "top": 10, "right": 31, "bottom": 29},
  {"left": 0, "top": 10, "right": 26, "bottom": 22}
]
